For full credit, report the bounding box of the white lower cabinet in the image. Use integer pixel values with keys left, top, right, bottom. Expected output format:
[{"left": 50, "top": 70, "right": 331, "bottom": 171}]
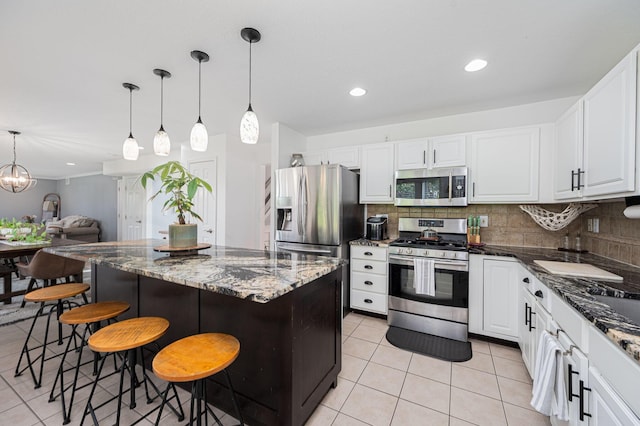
[
  {"left": 468, "top": 255, "right": 519, "bottom": 341},
  {"left": 482, "top": 258, "right": 520, "bottom": 339},
  {"left": 588, "top": 367, "right": 640, "bottom": 426},
  {"left": 350, "top": 245, "right": 388, "bottom": 314}
]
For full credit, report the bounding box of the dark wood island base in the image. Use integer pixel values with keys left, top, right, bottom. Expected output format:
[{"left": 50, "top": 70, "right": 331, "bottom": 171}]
[{"left": 92, "top": 264, "right": 342, "bottom": 426}]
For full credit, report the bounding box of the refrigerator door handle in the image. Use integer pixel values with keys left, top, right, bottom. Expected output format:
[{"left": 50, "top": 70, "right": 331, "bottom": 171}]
[
  {"left": 302, "top": 172, "right": 308, "bottom": 236},
  {"left": 297, "top": 173, "right": 303, "bottom": 236}
]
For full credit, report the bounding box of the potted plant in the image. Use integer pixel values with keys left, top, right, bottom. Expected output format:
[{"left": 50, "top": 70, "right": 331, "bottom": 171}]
[
  {"left": 0, "top": 217, "right": 47, "bottom": 242},
  {"left": 140, "top": 161, "right": 212, "bottom": 248}
]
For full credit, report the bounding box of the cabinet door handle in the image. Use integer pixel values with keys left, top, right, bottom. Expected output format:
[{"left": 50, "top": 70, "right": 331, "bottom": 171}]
[
  {"left": 389, "top": 185, "right": 392, "bottom": 197},
  {"left": 423, "top": 150, "right": 426, "bottom": 165},
  {"left": 364, "top": 298, "right": 373, "bottom": 304},
  {"left": 472, "top": 182, "right": 475, "bottom": 197},
  {"left": 364, "top": 251, "right": 373, "bottom": 256},
  {"left": 529, "top": 311, "right": 536, "bottom": 332},
  {"left": 577, "top": 168, "right": 584, "bottom": 190},
  {"left": 568, "top": 364, "right": 579, "bottom": 402},
  {"left": 524, "top": 303, "right": 530, "bottom": 326},
  {"left": 571, "top": 170, "right": 576, "bottom": 191},
  {"left": 433, "top": 149, "right": 436, "bottom": 164},
  {"left": 364, "top": 280, "right": 373, "bottom": 285},
  {"left": 522, "top": 277, "right": 529, "bottom": 283},
  {"left": 364, "top": 265, "right": 373, "bottom": 270},
  {"left": 579, "top": 380, "right": 592, "bottom": 421},
  {"left": 534, "top": 290, "right": 543, "bottom": 298}
]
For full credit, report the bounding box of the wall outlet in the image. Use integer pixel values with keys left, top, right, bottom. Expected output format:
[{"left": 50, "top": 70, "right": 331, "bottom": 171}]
[
  {"left": 479, "top": 215, "right": 489, "bottom": 227},
  {"left": 587, "top": 219, "right": 593, "bottom": 232}
]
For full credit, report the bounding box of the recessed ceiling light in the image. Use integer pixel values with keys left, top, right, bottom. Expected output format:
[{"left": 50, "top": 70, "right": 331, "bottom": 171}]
[
  {"left": 66, "top": 162, "right": 76, "bottom": 166},
  {"left": 138, "top": 146, "right": 144, "bottom": 150},
  {"left": 349, "top": 87, "right": 367, "bottom": 97},
  {"left": 464, "top": 59, "right": 488, "bottom": 72}
]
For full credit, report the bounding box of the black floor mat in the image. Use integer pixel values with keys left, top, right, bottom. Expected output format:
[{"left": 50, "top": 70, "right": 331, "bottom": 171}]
[{"left": 385, "top": 326, "right": 472, "bottom": 362}]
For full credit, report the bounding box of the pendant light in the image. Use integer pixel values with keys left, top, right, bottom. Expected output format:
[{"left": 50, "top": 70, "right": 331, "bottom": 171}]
[
  {"left": 0, "top": 131, "right": 37, "bottom": 193},
  {"left": 153, "top": 68, "right": 172, "bottom": 156},
  {"left": 190, "top": 50, "right": 210, "bottom": 152},
  {"left": 122, "top": 82, "right": 140, "bottom": 160},
  {"left": 240, "top": 27, "right": 261, "bottom": 144}
]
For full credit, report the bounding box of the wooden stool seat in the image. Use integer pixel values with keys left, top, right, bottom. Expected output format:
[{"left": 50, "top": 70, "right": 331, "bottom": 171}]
[
  {"left": 153, "top": 333, "right": 240, "bottom": 383},
  {"left": 59, "top": 301, "right": 129, "bottom": 325},
  {"left": 24, "top": 283, "right": 89, "bottom": 303},
  {"left": 88, "top": 317, "right": 169, "bottom": 353}
]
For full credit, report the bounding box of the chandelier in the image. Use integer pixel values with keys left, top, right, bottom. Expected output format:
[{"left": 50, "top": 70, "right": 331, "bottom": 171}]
[{"left": 0, "top": 131, "right": 37, "bottom": 193}]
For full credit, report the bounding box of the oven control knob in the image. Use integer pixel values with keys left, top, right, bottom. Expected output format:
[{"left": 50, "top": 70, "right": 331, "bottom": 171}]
[{"left": 406, "top": 248, "right": 412, "bottom": 254}]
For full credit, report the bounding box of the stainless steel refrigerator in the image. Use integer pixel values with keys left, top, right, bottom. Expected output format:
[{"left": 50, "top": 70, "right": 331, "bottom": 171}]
[{"left": 275, "top": 164, "right": 363, "bottom": 315}]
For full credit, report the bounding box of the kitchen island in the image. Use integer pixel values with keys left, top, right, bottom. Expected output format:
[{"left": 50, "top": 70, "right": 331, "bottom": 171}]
[{"left": 45, "top": 240, "right": 344, "bottom": 426}]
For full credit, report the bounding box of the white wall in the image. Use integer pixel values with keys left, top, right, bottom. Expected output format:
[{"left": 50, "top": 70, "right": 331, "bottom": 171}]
[
  {"left": 103, "top": 150, "right": 181, "bottom": 176},
  {"left": 224, "top": 135, "right": 271, "bottom": 249},
  {"left": 271, "top": 123, "right": 307, "bottom": 170},
  {"left": 305, "top": 96, "right": 579, "bottom": 149}
]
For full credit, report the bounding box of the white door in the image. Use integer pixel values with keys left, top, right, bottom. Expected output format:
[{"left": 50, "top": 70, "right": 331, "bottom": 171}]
[
  {"left": 189, "top": 160, "right": 217, "bottom": 245},
  {"left": 121, "top": 176, "right": 146, "bottom": 241}
]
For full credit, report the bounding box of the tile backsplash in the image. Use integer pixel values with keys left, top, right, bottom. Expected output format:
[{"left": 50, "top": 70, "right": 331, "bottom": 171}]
[{"left": 366, "top": 201, "right": 640, "bottom": 266}]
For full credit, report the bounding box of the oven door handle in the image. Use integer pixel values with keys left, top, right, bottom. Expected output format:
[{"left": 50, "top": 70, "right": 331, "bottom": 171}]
[{"left": 388, "top": 255, "right": 468, "bottom": 271}]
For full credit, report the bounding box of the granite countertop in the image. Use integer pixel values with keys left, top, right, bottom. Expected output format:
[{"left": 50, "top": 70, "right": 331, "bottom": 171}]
[
  {"left": 472, "top": 245, "right": 640, "bottom": 363},
  {"left": 44, "top": 240, "right": 344, "bottom": 303},
  {"left": 350, "top": 238, "right": 394, "bottom": 247}
]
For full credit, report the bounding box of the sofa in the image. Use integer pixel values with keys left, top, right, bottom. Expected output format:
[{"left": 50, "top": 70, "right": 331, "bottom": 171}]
[{"left": 45, "top": 215, "right": 100, "bottom": 242}]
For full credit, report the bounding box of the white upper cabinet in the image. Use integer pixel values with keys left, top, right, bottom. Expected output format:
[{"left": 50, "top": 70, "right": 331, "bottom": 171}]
[
  {"left": 327, "top": 146, "right": 360, "bottom": 169},
  {"left": 396, "top": 138, "right": 428, "bottom": 170},
  {"left": 470, "top": 126, "right": 540, "bottom": 203},
  {"left": 396, "top": 135, "right": 466, "bottom": 170},
  {"left": 360, "top": 142, "right": 395, "bottom": 203},
  {"left": 554, "top": 102, "right": 584, "bottom": 200},
  {"left": 582, "top": 49, "right": 637, "bottom": 197},
  {"left": 431, "top": 134, "right": 467, "bottom": 168},
  {"left": 553, "top": 48, "right": 638, "bottom": 201}
]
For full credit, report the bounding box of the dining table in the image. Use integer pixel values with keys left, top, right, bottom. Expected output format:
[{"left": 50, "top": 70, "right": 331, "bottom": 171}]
[{"left": 0, "top": 237, "right": 85, "bottom": 304}]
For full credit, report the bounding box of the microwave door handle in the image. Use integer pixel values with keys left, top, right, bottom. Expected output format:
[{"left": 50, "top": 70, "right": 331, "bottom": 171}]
[{"left": 448, "top": 171, "right": 452, "bottom": 202}]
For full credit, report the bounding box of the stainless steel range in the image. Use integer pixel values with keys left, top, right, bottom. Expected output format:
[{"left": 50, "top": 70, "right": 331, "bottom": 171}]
[{"left": 388, "top": 217, "right": 469, "bottom": 342}]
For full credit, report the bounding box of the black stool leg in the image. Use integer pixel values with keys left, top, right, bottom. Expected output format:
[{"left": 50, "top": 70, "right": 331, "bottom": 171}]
[
  {"left": 223, "top": 370, "right": 244, "bottom": 425},
  {"left": 14, "top": 302, "right": 46, "bottom": 381}
]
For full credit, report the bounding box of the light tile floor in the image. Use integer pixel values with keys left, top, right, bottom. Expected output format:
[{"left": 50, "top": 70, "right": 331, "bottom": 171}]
[{"left": 0, "top": 311, "right": 551, "bottom": 425}]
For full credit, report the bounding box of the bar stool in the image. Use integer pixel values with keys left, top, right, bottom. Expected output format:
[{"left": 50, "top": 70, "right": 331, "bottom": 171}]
[
  {"left": 153, "top": 333, "right": 244, "bottom": 425},
  {"left": 15, "top": 283, "right": 90, "bottom": 389},
  {"left": 80, "top": 317, "right": 184, "bottom": 426},
  {"left": 49, "top": 301, "right": 130, "bottom": 425},
  {"left": 18, "top": 251, "right": 85, "bottom": 308}
]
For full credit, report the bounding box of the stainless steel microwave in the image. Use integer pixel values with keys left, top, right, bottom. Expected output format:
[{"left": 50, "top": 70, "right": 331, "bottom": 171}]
[{"left": 394, "top": 167, "right": 468, "bottom": 206}]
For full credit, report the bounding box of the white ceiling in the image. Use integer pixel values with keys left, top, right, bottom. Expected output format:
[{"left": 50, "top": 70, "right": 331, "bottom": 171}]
[{"left": 2, "top": 0, "right": 640, "bottom": 179}]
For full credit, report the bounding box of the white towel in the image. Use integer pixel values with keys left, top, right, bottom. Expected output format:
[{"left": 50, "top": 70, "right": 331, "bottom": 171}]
[
  {"left": 530, "top": 331, "right": 569, "bottom": 421},
  {"left": 414, "top": 258, "right": 436, "bottom": 296}
]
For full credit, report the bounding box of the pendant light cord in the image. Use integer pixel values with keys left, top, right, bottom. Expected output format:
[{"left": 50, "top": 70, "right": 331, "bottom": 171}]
[
  {"left": 248, "top": 40, "right": 252, "bottom": 105},
  {"left": 198, "top": 59, "right": 202, "bottom": 119},
  {"left": 160, "top": 76, "right": 164, "bottom": 128},
  {"left": 129, "top": 88, "right": 133, "bottom": 136},
  {"left": 12, "top": 134, "right": 17, "bottom": 164}
]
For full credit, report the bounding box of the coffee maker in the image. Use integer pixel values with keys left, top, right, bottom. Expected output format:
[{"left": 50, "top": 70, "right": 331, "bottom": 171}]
[{"left": 366, "top": 216, "right": 388, "bottom": 241}]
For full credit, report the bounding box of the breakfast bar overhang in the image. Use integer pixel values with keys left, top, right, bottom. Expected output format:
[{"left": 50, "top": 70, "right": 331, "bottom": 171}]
[{"left": 45, "top": 240, "right": 343, "bottom": 426}]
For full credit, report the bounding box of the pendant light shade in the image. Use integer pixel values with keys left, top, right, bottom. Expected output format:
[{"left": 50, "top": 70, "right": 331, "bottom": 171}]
[
  {"left": 240, "top": 105, "right": 259, "bottom": 144},
  {"left": 240, "top": 27, "right": 261, "bottom": 144},
  {"left": 153, "top": 68, "right": 171, "bottom": 156},
  {"left": 0, "top": 131, "right": 37, "bottom": 193},
  {"left": 190, "top": 50, "right": 210, "bottom": 152},
  {"left": 122, "top": 83, "right": 140, "bottom": 161}
]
